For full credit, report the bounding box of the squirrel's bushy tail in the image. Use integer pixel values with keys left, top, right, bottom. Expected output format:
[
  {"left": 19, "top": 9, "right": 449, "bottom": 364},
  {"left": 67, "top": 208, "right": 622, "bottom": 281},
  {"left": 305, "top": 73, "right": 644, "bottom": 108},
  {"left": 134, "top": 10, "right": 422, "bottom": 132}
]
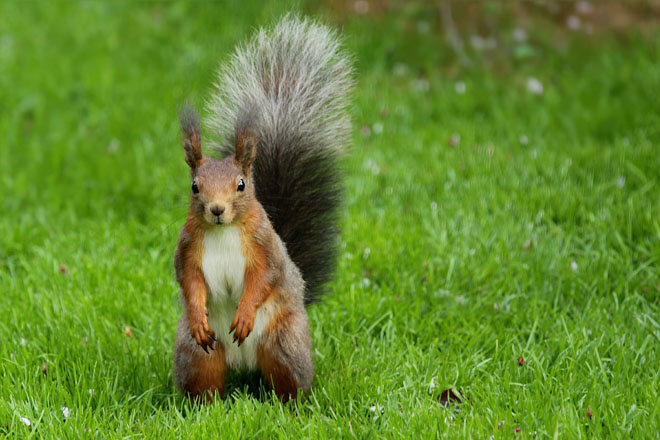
[{"left": 206, "top": 15, "right": 353, "bottom": 303}]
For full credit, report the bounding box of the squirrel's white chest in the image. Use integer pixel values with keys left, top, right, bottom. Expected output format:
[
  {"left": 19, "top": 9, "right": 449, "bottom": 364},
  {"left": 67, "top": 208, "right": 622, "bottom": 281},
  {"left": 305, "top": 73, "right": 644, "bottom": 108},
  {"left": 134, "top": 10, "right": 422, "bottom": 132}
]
[
  {"left": 202, "top": 226, "right": 273, "bottom": 370},
  {"left": 202, "top": 226, "right": 245, "bottom": 302}
]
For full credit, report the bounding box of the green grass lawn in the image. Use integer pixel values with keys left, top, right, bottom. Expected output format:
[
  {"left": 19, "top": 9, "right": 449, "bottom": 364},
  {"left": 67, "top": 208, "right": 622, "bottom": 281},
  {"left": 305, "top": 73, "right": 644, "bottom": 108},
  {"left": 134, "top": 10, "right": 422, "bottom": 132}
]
[{"left": 1, "top": 1, "right": 660, "bottom": 438}]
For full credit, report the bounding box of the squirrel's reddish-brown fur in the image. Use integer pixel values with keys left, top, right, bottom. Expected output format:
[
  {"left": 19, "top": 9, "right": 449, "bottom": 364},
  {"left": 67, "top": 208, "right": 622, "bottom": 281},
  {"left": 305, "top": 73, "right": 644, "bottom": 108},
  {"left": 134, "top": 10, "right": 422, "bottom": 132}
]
[
  {"left": 172, "top": 15, "right": 352, "bottom": 403},
  {"left": 173, "top": 123, "right": 313, "bottom": 402}
]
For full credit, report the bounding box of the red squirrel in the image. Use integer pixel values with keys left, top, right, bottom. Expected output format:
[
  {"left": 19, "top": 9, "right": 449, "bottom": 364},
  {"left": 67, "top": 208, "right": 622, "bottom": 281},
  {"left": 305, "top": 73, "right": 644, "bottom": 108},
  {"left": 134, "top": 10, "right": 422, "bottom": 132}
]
[{"left": 172, "top": 15, "right": 352, "bottom": 402}]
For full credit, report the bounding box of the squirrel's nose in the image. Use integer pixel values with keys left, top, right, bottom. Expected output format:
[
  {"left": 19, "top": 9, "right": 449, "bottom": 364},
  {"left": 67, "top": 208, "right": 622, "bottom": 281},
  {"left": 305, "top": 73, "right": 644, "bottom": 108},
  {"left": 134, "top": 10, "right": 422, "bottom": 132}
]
[{"left": 210, "top": 204, "right": 225, "bottom": 216}]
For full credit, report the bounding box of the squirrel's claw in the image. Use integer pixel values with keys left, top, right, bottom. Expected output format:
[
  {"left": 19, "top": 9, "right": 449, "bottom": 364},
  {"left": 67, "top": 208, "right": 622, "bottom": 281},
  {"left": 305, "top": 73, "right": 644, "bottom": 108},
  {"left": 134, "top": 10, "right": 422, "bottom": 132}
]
[
  {"left": 229, "top": 323, "right": 250, "bottom": 346},
  {"left": 190, "top": 317, "right": 216, "bottom": 354},
  {"left": 229, "top": 306, "right": 255, "bottom": 346}
]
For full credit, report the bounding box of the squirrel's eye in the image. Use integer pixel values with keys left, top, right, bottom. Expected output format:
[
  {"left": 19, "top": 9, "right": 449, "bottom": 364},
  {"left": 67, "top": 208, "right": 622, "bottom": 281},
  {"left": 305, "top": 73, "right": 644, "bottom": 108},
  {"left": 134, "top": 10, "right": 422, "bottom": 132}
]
[
  {"left": 237, "top": 179, "right": 245, "bottom": 192},
  {"left": 192, "top": 181, "right": 199, "bottom": 194}
]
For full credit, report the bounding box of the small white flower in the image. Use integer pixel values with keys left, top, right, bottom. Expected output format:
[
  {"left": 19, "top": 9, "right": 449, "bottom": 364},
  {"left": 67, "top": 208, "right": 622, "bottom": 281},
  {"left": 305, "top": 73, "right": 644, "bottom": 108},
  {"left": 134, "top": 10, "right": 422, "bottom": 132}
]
[
  {"left": 526, "top": 77, "right": 544, "bottom": 95},
  {"left": 361, "top": 278, "right": 371, "bottom": 287},
  {"left": 393, "top": 62, "right": 409, "bottom": 77},
  {"left": 354, "top": 0, "right": 369, "bottom": 14},
  {"left": 454, "top": 81, "right": 466, "bottom": 94},
  {"left": 20, "top": 338, "right": 26, "bottom": 346},
  {"left": 364, "top": 159, "right": 380, "bottom": 175},
  {"left": 470, "top": 35, "right": 483, "bottom": 50},
  {"left": 430, "top": 201, "right": 438, "bottom": 212},
  {"left": 61, "top": 407, "right": 70, "bottom": 419},
  {"left": 88, "top": 389, "right": 95, "bottom": 395},
  {"left": 107, "top": 139, "right": 120, "bottom": 153},
  {"left": 372, "top": 122, "right": 383, "bottom": 135},
  {"left": 369, "top": 404, "right": 384, "bottom": 416},
  {"left": 20, "top": 417, "right": 30, "bottom": 426},
  {"left": 519, "top": 135, "right": 529, "bottom": 145},
  {"left": 566, "top": 15, "right": 581, "bottom": 31},
  {"left": 617, "top": 176, "right": 626, "bottom": 188},
  {"left": 413, "top": 78, "right": 430, "bottom": 93},
  {"left": 428, "top": 377, "right": 436, "bottom": 394},
  {"left": 571, "top": 261, "right": 578, "bottom": 271},
  {"left": 576, "top": 1, "right": 593, "bottom": 14},
  {"left": 513, "top": 28, "right": 527, "bottom": 43},
  {"left": 470, "top": 35, "right": 497, "bottom": 50},
  {"left": 362, "top": 247, "right": 371, "bottom": 260}
]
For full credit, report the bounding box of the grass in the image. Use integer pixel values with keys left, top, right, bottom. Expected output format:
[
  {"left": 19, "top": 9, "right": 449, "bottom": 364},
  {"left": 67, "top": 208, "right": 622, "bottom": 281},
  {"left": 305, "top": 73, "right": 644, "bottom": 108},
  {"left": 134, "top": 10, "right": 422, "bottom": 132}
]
[{"left": 1, "top": 1, "right": 660, "bottom": 438}]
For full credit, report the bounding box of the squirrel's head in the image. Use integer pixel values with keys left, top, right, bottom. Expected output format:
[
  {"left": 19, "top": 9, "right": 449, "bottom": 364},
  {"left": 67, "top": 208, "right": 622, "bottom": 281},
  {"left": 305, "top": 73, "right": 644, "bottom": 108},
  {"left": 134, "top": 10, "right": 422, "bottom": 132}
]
[{"left": 179, "top": 104, "right": 256, "bottom": 227}]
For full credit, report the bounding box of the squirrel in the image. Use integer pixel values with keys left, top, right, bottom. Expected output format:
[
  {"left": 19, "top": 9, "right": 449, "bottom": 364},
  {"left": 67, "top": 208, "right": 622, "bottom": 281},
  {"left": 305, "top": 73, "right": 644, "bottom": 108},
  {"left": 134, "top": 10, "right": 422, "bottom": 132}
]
[{"left": 172, "top": 15, "right": 352, "bottom": 403}]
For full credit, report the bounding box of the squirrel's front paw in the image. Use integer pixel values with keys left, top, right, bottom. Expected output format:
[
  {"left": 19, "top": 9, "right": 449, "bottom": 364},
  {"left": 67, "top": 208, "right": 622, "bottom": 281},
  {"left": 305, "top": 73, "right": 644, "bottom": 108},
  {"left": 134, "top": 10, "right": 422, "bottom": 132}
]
[
  {"left": 190, "top": 316, "right": 216, "bottom": 354},
  {"left": 229, "top": 306, "right": 255, "bottom": 346}
]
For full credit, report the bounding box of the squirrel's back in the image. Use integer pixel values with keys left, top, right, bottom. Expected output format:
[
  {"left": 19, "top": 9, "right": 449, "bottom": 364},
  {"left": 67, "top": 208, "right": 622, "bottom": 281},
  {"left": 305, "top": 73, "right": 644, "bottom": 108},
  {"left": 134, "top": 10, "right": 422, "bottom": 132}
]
[{"left": 206, "top": 15, "right": 353, "bottom": 303}]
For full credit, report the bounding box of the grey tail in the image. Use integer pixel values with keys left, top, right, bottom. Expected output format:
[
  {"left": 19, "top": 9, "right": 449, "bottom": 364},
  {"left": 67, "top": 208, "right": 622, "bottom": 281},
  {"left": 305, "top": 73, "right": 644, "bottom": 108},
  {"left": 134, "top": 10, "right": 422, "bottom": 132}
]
[{"left": 206, "top": 14, "right": 353, "bottom": 303}]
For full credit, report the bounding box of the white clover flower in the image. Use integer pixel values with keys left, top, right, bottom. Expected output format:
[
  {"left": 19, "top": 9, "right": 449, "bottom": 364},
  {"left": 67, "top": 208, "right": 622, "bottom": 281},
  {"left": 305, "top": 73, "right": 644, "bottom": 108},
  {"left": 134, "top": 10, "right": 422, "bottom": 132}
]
[
  {"left": 526, "top": 77, "right": 544, "bottom": 95},
  {"left": 576, "top": 1, "right": 593, "bottom": 14},
  {"left": 393, "top": 63, "right": 409, "bottom": 77},
  {"left": 413, "top": 78, "right": 430, "bottom": 93},
  {"left": 566, "top": 15, "right": 581, "bottom": 31},
  {"left": 513, "top": 28, "right": 527, "bottom": 43},
  {"left": 362, "top": 247, "right": 371, "bottom": 260}
]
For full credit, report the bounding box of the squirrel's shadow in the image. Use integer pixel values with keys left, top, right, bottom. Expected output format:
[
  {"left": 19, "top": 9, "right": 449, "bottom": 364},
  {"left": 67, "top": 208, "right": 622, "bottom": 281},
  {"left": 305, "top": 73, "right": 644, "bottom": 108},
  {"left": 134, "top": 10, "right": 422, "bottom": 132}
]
[
  {"left": 149, "top": 370, "right": 286, "bottom": 411},
  {"left": 223, "top": 369, "right": 269, "bottom": 401}
]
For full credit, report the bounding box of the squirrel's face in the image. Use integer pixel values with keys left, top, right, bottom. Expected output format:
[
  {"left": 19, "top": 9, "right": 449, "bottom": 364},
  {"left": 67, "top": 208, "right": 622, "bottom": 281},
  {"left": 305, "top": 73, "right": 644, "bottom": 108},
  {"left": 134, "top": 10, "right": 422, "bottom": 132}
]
[
  {"left": 179, "top": 104, "right": 257, "bottom": 228},
  {"left": 190, "top": 158, "right": 253, "bottom": 226}
]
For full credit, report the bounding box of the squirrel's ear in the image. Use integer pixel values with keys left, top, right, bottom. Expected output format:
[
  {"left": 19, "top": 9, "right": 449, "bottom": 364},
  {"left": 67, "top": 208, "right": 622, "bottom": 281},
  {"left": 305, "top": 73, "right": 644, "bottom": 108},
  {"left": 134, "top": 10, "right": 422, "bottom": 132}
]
[
  {"left": 234, "top": 129, "right": 257, "bottom": 176},
  {"left": 179, "top": 104, "right": 203, "bottom": 171}
]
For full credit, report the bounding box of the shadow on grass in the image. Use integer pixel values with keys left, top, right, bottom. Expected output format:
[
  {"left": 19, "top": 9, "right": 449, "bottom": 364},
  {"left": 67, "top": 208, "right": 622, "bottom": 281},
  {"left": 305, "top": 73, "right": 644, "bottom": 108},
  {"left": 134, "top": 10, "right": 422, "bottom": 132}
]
[{"left": 146, "top": 369, "right": 292, "bottom": 412}]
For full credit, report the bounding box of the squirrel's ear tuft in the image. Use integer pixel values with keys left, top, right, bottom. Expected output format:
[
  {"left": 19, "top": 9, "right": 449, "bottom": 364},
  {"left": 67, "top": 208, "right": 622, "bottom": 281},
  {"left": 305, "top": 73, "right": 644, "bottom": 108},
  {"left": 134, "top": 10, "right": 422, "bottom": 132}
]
[
  {"left": 234, "top": 129, "right": 257, "bottom": 176},
  {"left": 179, "top": 103, "right": 203, "bottom": 170}
]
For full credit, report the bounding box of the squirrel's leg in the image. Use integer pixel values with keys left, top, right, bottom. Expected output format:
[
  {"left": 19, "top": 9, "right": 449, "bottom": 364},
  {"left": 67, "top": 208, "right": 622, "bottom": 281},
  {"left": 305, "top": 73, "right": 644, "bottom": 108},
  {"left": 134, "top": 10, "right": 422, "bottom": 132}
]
[
  {"left": 173, "top": 315, "right": 228, "bottom": 403},
  {"left": 257, "top": 309, "right": 313, "bottom": 402}
]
